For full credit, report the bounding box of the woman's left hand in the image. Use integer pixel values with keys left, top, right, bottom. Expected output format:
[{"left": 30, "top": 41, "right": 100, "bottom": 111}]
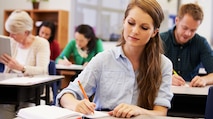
[{"left": 108, "top": 103, "right": 141, "bottom": 118}]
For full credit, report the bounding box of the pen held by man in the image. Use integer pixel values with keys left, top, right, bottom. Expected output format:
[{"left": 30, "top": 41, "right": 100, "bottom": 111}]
[{"left": 172, "top": 70, "right": 186, "bottom": 86}]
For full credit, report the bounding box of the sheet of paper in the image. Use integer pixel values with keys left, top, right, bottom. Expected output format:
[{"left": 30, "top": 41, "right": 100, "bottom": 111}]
[
  {"left": 17, "top": 105, "right": 81, "bottom": 119},
  {"left": 56, "top": 64, "right": 84, "bottom": 70},
  {"left": 17, "top": 105, "right": 110, "bottom": 119},
  {"left": 83, "top": 111, "right": 109, "bottom": 118},
  {"left": 0, "top": 77, "right": 50, "bottom": 85}
]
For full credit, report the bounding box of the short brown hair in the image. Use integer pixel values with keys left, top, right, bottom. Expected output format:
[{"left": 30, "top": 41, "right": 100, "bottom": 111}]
[{"left": 177, "top": 3, "right": 204, "bottom": 22}]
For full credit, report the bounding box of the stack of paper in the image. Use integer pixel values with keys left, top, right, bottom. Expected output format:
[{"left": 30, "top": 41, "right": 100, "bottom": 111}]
[{"left": 17, "top": 105, "right": 109, "bottom": 119}]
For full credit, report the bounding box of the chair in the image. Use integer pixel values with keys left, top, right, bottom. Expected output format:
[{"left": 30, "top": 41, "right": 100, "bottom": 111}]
[
  {"left": 0, "top": 63, "right": 4, "bottom": 72},
  {"left": 48, "top": 60, "right": 60, "bottom": 105},
  {"left": 205, "top": 86, "right": 213, "bottom": 119}
]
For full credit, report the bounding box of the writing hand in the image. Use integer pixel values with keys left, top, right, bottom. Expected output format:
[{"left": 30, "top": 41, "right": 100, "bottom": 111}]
[
  {"left": 58, "top": 59, "right": 72, "bottom": 66},
  {"left": 75, "top": 99, "right": 96, "bottom": 115},
  {"left": 172, "top": 74, "right": 185, "bottom": 86}
]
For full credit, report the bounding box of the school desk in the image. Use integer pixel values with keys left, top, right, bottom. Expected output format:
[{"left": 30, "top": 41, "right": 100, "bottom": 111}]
[
  {"left": 15, "top": 113, "right": 199, "bottom": 119},
  {"left": 169, "top": 84, "right": 211, "bottom": 118},
  {"left": 56, "top": 64, "right": 83, "bottom": 89},
  {"left": 0, "top": 73, "right": 64, "bottom": 105}
]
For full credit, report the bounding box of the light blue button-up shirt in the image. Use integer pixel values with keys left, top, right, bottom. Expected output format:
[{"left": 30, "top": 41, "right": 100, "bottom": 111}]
[{"left": 56, "top": 46, "right": 173, "bottom": 110}]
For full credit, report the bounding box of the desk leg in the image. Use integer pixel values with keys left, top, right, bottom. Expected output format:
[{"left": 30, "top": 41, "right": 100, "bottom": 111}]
[
  {"left": 35, "top": 87, "right": 41, "bottom": 105},
  {"left": 45, "top": 84, "right": 50, "bottom": 105}
]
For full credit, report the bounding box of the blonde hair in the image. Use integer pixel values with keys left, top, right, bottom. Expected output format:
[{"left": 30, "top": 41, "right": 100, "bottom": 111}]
[{"left": 5, "top": 10, "right": 33, "bottom": 34}]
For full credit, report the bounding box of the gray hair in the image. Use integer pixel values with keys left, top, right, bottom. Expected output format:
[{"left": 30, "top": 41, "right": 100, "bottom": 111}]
[{"left": 5, "top": 10, "right": 33, "bottom": 34}]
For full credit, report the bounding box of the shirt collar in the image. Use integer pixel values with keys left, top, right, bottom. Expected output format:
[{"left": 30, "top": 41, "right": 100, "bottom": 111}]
[{"left": 114, "top": 46, "right": 126, "bottom": 59}]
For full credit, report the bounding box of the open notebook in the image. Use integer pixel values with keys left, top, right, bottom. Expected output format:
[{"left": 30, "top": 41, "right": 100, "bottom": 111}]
[{"left": 17, "top": 105, "right": 109, "bottom": 119}]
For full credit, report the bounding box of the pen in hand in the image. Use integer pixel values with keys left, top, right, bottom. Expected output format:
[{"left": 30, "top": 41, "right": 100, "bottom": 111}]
[
  {"left": 62, "top": 56, "right": 72, "bottom": 65},
  {"left": 78, "top": 80, "right": 88, "bottom": 99},
  {"left": 173, "top": 70, "right": 178, "bottom": 75},
  {"left": 78, "top": 80, "right": 95, "bottom": 114},
  {"left": 63, "top": 56, "right": 69, "bottom": 62},
  {"left": 173, "top": 70, "right": 186, "bottom": 86}
]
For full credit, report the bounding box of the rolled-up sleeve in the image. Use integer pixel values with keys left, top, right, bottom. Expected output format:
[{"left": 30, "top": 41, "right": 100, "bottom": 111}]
[{"left": 154, "top": 55, "right": 173, "bottom": 108}]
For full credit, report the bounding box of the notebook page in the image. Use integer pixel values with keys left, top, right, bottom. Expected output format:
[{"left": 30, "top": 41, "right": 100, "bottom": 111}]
[
  {"left": 83, "top": 111, "right": 109, "bottom": 118},
  {"left": 17, "top": 105, "right": 82, "bottom": 119}
]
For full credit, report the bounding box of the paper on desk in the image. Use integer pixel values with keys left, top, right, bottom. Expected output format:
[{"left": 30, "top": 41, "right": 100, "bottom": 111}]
[
  {"left": 17, "top": 105, "right": 110, "bottom": 119},
  {"left": 17, "top": 105, "right": 81, "bottom": 119},
  {"left": 56, "top": 64, "right": 84, "bottom": 70},
  {"left": 83, "top": 111, "right": 109, "bottom": 118},
  {"left": 0, "top": 77, "right": 50, "bottom": 85}
]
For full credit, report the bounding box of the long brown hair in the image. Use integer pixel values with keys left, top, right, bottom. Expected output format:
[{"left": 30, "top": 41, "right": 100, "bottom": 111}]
[{"left": 117, "top": 0, "right": 164, "bottom": 109}]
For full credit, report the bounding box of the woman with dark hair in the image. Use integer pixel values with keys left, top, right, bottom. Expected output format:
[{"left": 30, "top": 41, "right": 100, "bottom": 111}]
[
  {"left": 56, "top": 24, "right": 103, "bottom": 66},
  {"left": 38, "top": 21, "right": 60, "bottom": 60},
  {"left": 38, "top": 21, "right": 61, "bottom": 105}
]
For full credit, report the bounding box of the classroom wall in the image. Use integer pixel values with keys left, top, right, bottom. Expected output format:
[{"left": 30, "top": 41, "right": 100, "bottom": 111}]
[
  {"left": 0, "top": 0, "right": 72, "bottom": 39},
  {"left": 180, "top": 0, "right": 213, "bottom": 45},
  {"left": 0, "top": 0, "right": 212, "bottom": 45}
]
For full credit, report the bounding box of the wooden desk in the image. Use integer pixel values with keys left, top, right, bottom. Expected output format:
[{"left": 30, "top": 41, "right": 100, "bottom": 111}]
[
  {"left": 169, "top": 85, "right": 211, "bottom": 118},
  {"left": 0, "top": 73, "right": 64, "bottom": 105},
  {"left": 56, "top": 64, "right": 83, "bottom": 89}
]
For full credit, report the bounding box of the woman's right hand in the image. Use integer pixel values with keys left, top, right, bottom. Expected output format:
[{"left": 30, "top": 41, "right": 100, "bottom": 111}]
[
  {"left": 58, "top": 59, "right": 72, "bottom": 66},
  {"left": 75, "top": 99, "right": 96, "bottom": 115}
]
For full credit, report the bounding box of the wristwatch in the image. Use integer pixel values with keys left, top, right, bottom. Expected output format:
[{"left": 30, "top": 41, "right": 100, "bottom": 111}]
[{"left": 22, "top": 66, "right": 26, "bottom": 73}]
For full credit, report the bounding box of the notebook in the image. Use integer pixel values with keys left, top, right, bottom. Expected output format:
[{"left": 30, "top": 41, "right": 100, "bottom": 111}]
[
  {"left": 0, "top": 35, "right": 12, "bottom": 56},
  {"left": 17, "top": 105, "right": 81, "bottom": 119},
  {"left": 17, "top": 105, "right": 109, "bottom": 119}
]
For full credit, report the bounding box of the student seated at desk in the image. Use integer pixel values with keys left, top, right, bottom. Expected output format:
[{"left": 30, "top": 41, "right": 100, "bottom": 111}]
[
  {"left": 56, "top": 0, "right": 173, "bottom": 118},
  {"left": 160, "top": 3, "right": 213, "bottom": 87},
  {"left": 0, "top": 10, "right": 50, "bottom": 119},
  {"left": 37, "top": 21, "right": 61, "bottom": 104},
  {"left": 55, "top": 24, "right": 104, "bottom": 67},
  {"left": 37, "top": 21, "right": 60, "bottom": 61}
]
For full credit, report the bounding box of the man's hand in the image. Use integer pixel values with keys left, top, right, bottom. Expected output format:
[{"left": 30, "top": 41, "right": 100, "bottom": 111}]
[
  {"left": 190, "top": 76, "right": 206, "bottom": 87},
  {"left": 172, "top": 74, "right": 185, "bottom": 86}
]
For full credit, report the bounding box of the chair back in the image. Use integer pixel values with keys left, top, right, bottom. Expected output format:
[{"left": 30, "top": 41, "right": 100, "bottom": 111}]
[
  {"left": 49, "top": 60, "right": 56, "bottom": 75},
  {"left": 0, "top": 63, "right": 4, "bottom": 72},
  {"left": 48, "top": 60, "right": 60, "bottom": 105},
  {"left": 205, "top": 86, "right": 213, "bottom": 119}
]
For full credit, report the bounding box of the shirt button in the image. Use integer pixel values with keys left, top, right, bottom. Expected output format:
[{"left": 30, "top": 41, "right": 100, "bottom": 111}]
[
  {"left": 180, "top": 46, "right": 183, "bottom": 49},
  {"left": 178, "top": 58, "right": 180, "bottom": 61}
]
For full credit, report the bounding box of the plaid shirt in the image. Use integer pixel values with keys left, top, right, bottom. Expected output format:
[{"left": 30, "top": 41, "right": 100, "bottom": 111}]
[{"left": 160, "top": 26, "right": 213, "bottom": 81}]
